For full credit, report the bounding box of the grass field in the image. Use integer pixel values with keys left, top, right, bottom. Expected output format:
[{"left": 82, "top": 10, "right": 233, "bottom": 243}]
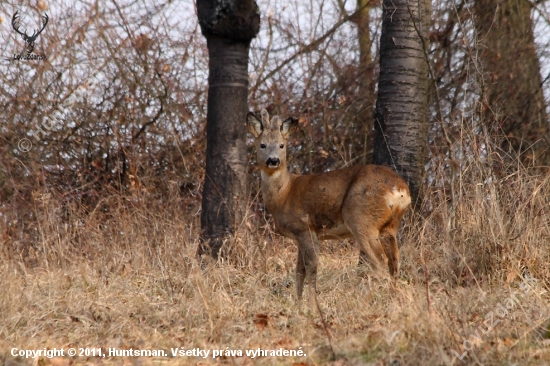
[{"left": 1, "top": 166, "right": 549, "bottom": 366}]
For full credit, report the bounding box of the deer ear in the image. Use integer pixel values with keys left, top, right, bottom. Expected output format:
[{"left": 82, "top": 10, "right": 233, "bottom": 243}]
[
  {"left": 281, "top": 117, "right": 298, "bottom": 138},
  {"left": 247, "top": 112, "right": 263, "bottom": 137}
]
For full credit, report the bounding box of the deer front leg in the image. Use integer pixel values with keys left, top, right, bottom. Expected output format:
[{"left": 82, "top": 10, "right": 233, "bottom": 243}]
[{"left": 295, "top": 231, "right": 320, "bottom": 308}]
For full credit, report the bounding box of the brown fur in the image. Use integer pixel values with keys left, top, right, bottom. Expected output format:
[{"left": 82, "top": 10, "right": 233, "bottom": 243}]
[{"left": 247, "top": 110, "right": 411, "bottom": 303}]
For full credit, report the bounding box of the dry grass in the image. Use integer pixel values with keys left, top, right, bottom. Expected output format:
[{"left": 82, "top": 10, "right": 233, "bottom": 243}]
[{"left": 1, "top": 157, "right": 549, "bottom": 366}]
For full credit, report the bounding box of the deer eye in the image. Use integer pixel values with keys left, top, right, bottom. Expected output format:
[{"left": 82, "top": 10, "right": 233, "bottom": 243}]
[
  {"left": 279, "top": 144, "right": 284, "bottom": 149},
  {"left": 260, "top": 143, "right": 266, "bottom": 149}
]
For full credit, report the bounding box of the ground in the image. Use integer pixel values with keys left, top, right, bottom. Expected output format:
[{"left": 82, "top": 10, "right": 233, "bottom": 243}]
[
  {"left": 1, "top": 0, "right": 550, "bottom": 364},
  {"left": 1, "top": 197, "right": 549, "bottom": 365}
]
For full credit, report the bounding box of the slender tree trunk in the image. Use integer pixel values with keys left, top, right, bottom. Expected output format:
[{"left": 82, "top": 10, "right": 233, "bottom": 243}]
[
  {"left": 355, "top": 0, "right": 375, "bottom": 266},
  {"left": 474, "top": 0, "right": 549, "bottom": 167},
  {"left": 355, "top": 0, "right": 375, "bottom": 164},
  {"left": 197, "top": 0, "right": 260, "bottom": 258},
  {"left": 373, "top": 0, "right": 431, "bottom": 205}
]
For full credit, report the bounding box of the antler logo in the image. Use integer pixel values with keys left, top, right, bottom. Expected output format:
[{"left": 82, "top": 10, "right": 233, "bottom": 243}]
[{"left": 12, "top": 11, "right": 48, "bottom": 55}]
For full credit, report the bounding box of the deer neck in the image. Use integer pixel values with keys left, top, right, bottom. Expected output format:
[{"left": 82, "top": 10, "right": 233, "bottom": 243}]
[{"left": 260, "top": 165, "right": 292, "bottom": 209}]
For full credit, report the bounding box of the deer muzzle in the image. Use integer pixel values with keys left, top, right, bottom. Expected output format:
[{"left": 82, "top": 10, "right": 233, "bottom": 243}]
[{"left": 266, "top": 157, "right": 280, "bottom": 168}]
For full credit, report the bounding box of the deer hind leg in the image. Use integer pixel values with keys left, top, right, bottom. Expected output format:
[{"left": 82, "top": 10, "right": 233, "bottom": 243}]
[
  {"left": 381, "top": 207, "right": 407, "bottom": 278},
  {"left": 380, "top": 228, "right": 399, "bottom": 277},
  {"left": 344, "top": 218, "right": 389, "bottom": 279},
  {"left": 343, "top": 191, "right": 395, "bottom": 278},
  {"left": 295, "top": 231, "right": 320, "bottom": 307},
  {"left": 357, "top": 220, "right": 398, "bottom": 272}
]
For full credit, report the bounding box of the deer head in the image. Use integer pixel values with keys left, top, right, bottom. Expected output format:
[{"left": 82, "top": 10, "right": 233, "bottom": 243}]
[{"left": 247, "top": 109, "right": 298, "bottom": 174}]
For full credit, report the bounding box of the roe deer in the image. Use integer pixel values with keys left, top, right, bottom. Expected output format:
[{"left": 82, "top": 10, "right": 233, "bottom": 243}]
[{"left": 247, "top": 109, "right": 411, "bottom": 305}]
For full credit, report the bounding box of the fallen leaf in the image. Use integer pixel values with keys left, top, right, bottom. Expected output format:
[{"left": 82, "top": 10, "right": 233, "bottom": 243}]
[
  {"left": 275, "top": 337, "right": 294, "bottom": 347},
  {"left": 506, "top": 270, "right": 517, "bottom": 283},
  {"left": 253, "top": 313, "right": 269, "bottom": 331}
]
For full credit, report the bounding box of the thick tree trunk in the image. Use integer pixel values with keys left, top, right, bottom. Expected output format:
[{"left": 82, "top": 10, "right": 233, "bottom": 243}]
[
  {"left": 197, "top": 0, "right": 260, "bottom": 258},
  {"left": 474, "top": 0, "right": 549, "bottom": 167},
  {"left": 373, "top": 0, "right": 431, "bottom": 205}
]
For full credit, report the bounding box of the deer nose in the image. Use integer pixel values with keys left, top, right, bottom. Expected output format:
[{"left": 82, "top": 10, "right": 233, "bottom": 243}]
[{"left": 266, "top": 157, "right": 280, "bottom": 168}]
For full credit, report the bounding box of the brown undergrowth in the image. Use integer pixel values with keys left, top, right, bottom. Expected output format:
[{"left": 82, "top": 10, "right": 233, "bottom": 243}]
[{"left": 1, "top": 152, "right": 549, "bottom": 366}]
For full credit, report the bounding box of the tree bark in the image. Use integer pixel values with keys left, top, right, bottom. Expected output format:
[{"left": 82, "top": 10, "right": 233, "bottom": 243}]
[
  {"left": 355, "top": 0, "right": 375, "bottom": 164},
  {"left": 373, "top": 0, "right": 431, "bottom": 205},
  {"left": 197, "top": 0, "right": 260, "bottom": 258},
  {"left": 474, "top": 0, "right": 549, "bottom": 167}
]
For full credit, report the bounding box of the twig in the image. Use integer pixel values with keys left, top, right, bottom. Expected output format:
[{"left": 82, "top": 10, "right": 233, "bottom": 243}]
[
  {"left": 421, "top": 245, "right": 431, "bottom": 314},
  {"left": 255, "top": 1, "right": 374, "bottom": 87},
  {"left": 250, "top": 10, "right": 274, "bottom": 96}
]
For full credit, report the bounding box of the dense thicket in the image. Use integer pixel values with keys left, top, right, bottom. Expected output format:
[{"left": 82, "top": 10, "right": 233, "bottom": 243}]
[{"left": 1, "top": 0, "right": 549, "bottom": 253}]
